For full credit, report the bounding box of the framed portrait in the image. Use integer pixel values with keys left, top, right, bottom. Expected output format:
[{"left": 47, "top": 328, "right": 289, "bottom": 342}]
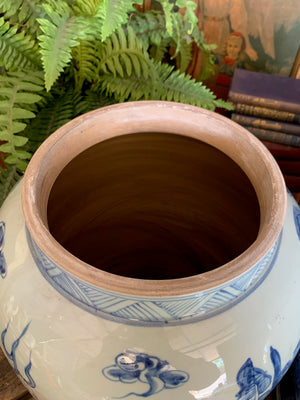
[{"left": 192, "top": 0, "right": 300, "bottom": 78}]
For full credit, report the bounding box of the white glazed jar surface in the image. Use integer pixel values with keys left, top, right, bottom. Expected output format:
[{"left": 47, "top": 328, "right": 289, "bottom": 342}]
[{"left": 0, "top": 102, "right": 299, "bottom": 400}]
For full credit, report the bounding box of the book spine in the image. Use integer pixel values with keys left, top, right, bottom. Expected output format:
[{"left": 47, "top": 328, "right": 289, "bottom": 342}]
[
  {"left": 284, "top": 175, "right": 300, "bottom": 191},
  {"left": 244, "top": 126, "right": 300, "bottom": 147},
  {"left": 277, "top": 159, "right": 300, "bottom": 175},
  {"left": 228, "top": 92, "right": 300, "bottom": 114},
  {"left": 261, "top": 140, "right": 300, "bottom": 160},
  {"left": 232, "top": 113, "right": 300, "bottom": 135},
  {"left": 229, "top": 102, "right": 300, "bottom": 123}
]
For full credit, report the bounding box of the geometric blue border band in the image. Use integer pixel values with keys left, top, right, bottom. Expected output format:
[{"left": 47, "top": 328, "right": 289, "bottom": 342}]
[{"left": 27, "top": 228, "right": 281, "bottom": 326}]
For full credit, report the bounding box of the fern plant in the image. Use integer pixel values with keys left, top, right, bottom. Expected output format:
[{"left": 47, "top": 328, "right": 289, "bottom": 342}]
[{"left": 0, "top": 0, "right": 231, "bottom": 205}]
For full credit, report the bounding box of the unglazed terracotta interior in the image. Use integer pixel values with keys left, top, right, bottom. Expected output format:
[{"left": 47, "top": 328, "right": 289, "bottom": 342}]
[
  {"left": 47, "top": 132, "right": 260, "bottom": 279},
  {"left": 22, "top": 102, "right": 286, "bottom": 296}
]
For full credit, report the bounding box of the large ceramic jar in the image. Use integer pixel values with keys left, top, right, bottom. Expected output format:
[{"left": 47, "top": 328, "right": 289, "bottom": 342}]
[{"left": 0, "top": 101, "right": 299, "bottom": 400}]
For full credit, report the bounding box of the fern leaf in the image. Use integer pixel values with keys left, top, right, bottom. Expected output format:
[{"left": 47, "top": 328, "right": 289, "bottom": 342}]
[
  {"left": 24, "top": 88, "right": 115, "bottom": 154},
  {"left": 158, "top": 0, "right": 174, "bottom": 36},
  {"left": 37, "top": 3, "right": 89, "bottom": 90},
  {"left": 130, "top": 10, "right": 169, "bottom": 46},
  {"left": 175, "top": 0, "right": 197, "bottom": 34},
  {"left": 96, "top": 0, "right": 142, "bottom": 41},
  {"left": 78, "top": 90, "right": 116, "bottom": 114},
  {"left": 0, "top": 164, "right": 22, "bottom": 207},
  {"left": 176, "top": 41, "right": 192, "bottom": 72},
  {"left": 72, "top": 40, "right": 98, "bottom": 86},
  {"left": 0, "top": 0, "right": 42, "bottom": 22},
  {"left": 130, "top": 10, "right": 193, "bottom": 69},
  {"left": 155, "top": 0, "right": 198, "bottom": 36},
  {"left": 101, "top": 74, "right": 153, "bottom": 102},
  {"left": 101, "top": 60, "right": 230, "bottom": 110},
  {"left": 19, "top": 0, "right": 45, "bottom": 25},
  {"left": 25, "top": 89, "right": 83, "bottom": 153},
  {"left": 71, "top": 0, "right": 103, "bottom": 16},
  {"left": 130, "top": 10, "right": 172, "bottom": 62},
  {"left": 0, "top": 17, "right": 41, "bottom": 70},
  {"left": 96, "top": 27, "right": 153, "bottom": 82},
  {"left": 0, "top": 71, "right": 44, "bottom": 171},
  {"left": 157, "top": 64, "right": 231, "bottom": 110},
  {"left": 0, "top": 0, "right": 23, "bottom": 18},
  {"left": 0, "top": 0, "right": 46, "bottom": 39}
]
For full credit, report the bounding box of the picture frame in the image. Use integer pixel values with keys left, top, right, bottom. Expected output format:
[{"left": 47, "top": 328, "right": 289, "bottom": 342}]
[{"left": 290, "top": 47, "right": 300, "bottom": 79}]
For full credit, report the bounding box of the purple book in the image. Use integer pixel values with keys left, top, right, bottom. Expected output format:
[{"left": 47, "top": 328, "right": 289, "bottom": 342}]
[
  {"left": 229, "top": 69, "right": 300, "bottom": 114},
  {"left": 232, "top": 113, "right": 300, "bottom": 135}
]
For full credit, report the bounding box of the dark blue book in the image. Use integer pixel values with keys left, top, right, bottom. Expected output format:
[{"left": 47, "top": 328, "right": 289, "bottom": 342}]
[
  {"left": 243, "top": 126, "right": 300, "bottom": 147},
  {"left": 229, "top": 69, "right": 300, "bottom": 114},
  {"left": 229, "top": 102, "right": 300, "bottom": 123},
  {"left": 232, "top": 113, "right": 300, "bottom": 136}
]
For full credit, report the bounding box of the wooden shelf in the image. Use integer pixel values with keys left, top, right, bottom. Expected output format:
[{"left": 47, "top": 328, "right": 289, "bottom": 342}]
[{"left": 0, "top": 349, "right": 34, "bottom": 400}]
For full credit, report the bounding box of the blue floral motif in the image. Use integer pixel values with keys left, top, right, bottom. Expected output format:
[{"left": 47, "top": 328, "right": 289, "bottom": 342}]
[
  {"left": 0, "top": 221, "right": 7, "bottom": 279},
  {"left": 236, "top": 342, "right": 300, "bottom": 400},
  {"left": 102, "top": 350, "right": 189, "bottom": 398},
  {"left": 1, "top": 321, "right": 36, "bottom": 388},
  {"left": 293, "top": 205, "right": 300, "bottom": 240},
  {"left": 236, "top": 358, "right": 272, "bottom": 400}
]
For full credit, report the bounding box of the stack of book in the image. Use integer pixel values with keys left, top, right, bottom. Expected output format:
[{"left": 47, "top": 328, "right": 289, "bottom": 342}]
[{"left": 228, "top": 69, "right": 300, "bottom": 197}]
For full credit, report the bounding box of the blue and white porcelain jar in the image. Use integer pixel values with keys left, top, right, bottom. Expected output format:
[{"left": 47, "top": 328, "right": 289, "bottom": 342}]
[{"left": 0, "top": 101, "right": 299, "bottom": 400}]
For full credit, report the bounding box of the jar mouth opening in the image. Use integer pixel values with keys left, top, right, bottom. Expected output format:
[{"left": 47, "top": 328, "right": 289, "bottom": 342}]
[{"left": 22, "top": 101, "right": 286, "bottom": 297}]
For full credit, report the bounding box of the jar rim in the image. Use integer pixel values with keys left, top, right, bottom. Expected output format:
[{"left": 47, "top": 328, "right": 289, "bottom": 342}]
[{"left": 22, "top": 101, "right": 287, "bottom": 297}]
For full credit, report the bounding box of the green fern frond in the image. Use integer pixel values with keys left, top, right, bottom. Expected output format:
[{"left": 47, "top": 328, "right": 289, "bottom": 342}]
[
  {"left": 129, "top": 10, "right": 171, "bottom": 63},
  {"left": 25, "top": 90, "right": 76, "bottom": 153},
  {"left": 25, "top": 88, "right": 117, "bottom": 153},
  {"left": 71, "top": 0, "right": 103, "bottom": 16},
  {"left": 155, "top": 0, "right": 198, "bottom": 36},
  {"left": 0, "top": 0, "right": 45, "bottom": 37},
  {"left": 0, "top": 0, "right": 40, "bottom": 21},
  {"left": 37, "top": 3, "right": 90, "bottom": 90},
  {"left": 130, "top": 10, "right": 194, "bottom": 70},
  {"left": 25, "top": 88, "right": 116, "bottom": 153},
  {"left": 157, "top": 0, "right": 174, "bottom": 35},
  {"left": 176, "top": 41, "right": 192, "bottom": 72},
  {"left": 130, "top": 10, "right": 169, "bottom": 46},
  {"left": 148, "top": 40, "right": 170, "bottom": 63},
  {"left": 72, "top": 40, "right": 99, "bottom": 87},
  {"left": 189, "top": 29, "right": 217, "bottom": 81},
  {"left": 0, "top": 164, "right": 23, "bottom": 207},
  {"left": 101, "top": 60, "right": 229, "bottom": 110},
  {"left": 101, "top": 73, "right": 152, "bottom": 102},
  {"left": 154, "top": 64, "right": 223, "bottom": 110},
  {"left": 0, "top": 17, "right": 41, "bottom": 70},
  {"left": 96, "top": 0, "right": 142, "bottom": 41},
  {"left": 18, "top": 0, "right": 45, "bottom": 24},
  {"left": 77, "top": 90, "right": 117, "bottom": 114},
  {"left": 95, "top": 27, "right": 153, "bottom": 81},
  {"left": 0, "top": 71, "right": 44, "bottom": 171},
  {"left": 175, "top": 0, "right": 197, "bottom": 34},
  {"left": 0, "top": 0, "right": 22, "bottom": 18}
]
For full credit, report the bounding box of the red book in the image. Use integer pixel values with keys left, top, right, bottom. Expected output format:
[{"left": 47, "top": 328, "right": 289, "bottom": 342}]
[
  {"left": 261, "top": 140, "right": 300, "bottom": 160},
  {"left": 277, "top": 159, "right": 300, "bottom": 175},
  {"left": 283, "top": 174, "right": 300, "bottom": 191}
]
